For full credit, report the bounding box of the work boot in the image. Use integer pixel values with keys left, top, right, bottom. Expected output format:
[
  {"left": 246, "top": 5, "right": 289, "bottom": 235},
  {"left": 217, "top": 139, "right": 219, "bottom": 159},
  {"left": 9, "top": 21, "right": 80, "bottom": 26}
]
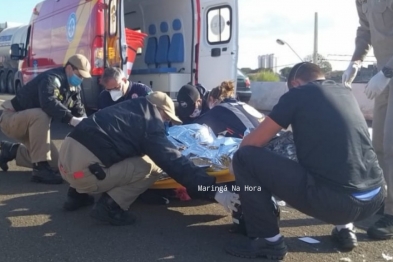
[
  {"left": 31, "top": 162, "right": 63, "bottom": 184},
  {"left": 90, "top": 193, "right": 136, "bottom": 226},
  {"left": 224, "top": 236, "right": 288, "bottom": 260},
  {"left": 367, "top": 214, "right": 393, "bottom": 240},
  {"left": 331, "top": 227, "right": 358, "bottom": 251},
  {"left": 63, "top": 187, "right": 95, "bottom": 211},
  {"left": 0, "top": 141, "right": 20, "bottom": 172}
]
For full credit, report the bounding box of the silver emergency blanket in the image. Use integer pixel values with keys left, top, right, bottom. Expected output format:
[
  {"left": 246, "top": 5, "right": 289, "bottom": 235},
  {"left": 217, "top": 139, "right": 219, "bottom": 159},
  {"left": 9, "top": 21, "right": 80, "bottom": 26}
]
[
  {"left": 167, "top": 124, "right": 241, "bottom": 168},
  {"left": 157, "top": 124, "right": 297, "bottom": 181}
]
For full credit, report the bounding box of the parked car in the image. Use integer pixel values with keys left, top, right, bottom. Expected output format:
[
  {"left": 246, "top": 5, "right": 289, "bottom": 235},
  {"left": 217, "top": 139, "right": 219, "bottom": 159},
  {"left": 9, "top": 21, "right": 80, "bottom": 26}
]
[{"left": 236, "top": 69, "right": 251, "bottom": 103}]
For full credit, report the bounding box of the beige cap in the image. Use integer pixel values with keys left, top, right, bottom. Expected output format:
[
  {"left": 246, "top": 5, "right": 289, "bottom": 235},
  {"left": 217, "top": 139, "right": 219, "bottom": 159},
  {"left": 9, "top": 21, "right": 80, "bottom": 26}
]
[
  {"left": 146, "top": 91, "right": 182, "bottom": 125},
  {"left": 67, "top": 54, "right": 92, "bottom": 78}
]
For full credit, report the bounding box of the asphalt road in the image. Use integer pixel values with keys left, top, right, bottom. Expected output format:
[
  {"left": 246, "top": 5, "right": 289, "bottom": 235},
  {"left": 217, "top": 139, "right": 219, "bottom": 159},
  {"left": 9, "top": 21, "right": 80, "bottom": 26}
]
[{"left": 0, "top": 94, "right": 392, "bottom": 262}]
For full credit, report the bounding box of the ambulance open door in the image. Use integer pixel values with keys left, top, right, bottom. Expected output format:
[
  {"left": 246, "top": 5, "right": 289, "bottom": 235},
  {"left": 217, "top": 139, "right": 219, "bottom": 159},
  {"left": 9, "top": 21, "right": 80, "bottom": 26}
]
[{"left": 195, "top": 0, "right": 238, "bottom": 90}]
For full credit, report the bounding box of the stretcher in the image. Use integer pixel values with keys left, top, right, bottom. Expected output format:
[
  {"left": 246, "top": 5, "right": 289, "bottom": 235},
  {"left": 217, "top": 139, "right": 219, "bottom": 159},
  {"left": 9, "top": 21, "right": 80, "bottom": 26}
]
[{"left": 150, "top": 169, "right": 234, "bottom": 189}]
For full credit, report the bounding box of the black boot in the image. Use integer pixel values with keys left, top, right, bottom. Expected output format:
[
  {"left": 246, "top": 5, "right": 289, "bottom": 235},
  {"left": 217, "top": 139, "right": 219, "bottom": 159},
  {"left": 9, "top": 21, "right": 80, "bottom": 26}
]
[
  {"left": 229, "top": 197, "right": 280, "bottom": 236},
  {"left": 31, "top": 161, "right": 63, "bottom": 184},
  {"left": 90, "top": 193, "right": 136, "bottom": 226},
  {"left": 367, "top": 214, "right": 393, "bottom": 240},
  {"left": 331, "top": 227, "right": 358, "bottom": 251},
  {"left": 225, "top": 236, "right": 288, "bottom": 260},
  {"left": 63, "top": 187, "right": 95, "bottom": 211},
  {"left": 0, "top": 141, "right": 20, "bottom": 171}
]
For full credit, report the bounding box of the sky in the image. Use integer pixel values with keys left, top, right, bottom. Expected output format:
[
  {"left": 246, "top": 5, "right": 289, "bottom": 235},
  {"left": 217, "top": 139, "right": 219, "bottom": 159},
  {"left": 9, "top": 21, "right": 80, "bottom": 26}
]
[{"left": 0, "top": 0, "right": 376, "bottom": 71}]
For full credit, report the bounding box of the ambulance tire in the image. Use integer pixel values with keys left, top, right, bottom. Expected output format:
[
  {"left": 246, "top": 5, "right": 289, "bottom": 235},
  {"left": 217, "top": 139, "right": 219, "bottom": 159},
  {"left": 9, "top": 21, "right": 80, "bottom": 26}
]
[
  {"left": 15, "top": 81, "right": 22, "bottom": 94},
  {"left": 6, "top": 71, "right": 15, "bottom": 94},
  {"left": 0, "top": 71, "right": 6, "bottom": 94}
]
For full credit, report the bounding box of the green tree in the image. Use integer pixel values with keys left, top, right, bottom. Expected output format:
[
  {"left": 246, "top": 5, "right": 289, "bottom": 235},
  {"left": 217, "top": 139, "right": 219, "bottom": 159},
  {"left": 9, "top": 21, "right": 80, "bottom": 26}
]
[
  {"left": 279, "top": 67, "right": 293, "bottom": 78},
  {"left": 303, "top": 53, "right": 332, "bottom": 74},
  {"left": 240, "top": 67, "right": 253, "bottom": 74},
  {"left": 250, "top": 70, "right": 279, "bottom": 82}
]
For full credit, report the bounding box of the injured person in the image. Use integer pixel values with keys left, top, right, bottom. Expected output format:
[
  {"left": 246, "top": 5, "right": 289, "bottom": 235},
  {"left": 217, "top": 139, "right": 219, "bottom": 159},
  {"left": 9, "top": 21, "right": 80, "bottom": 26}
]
[
  {"left": 193, "top": 80, "right": 265, "bottom": 138},
  {"left": 58, "top": 91, "right": 240, "bottom": 226},
  {"left": 224, "top": 62, "right": 385, "bottom": 260}
]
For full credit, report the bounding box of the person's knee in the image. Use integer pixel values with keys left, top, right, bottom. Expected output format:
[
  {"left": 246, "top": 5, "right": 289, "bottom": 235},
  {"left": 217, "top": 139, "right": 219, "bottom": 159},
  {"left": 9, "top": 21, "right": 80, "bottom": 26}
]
[
  {"left": 233, "top": 146, "right": 265, "bottom": 176},
  {"left": 28, "top": 109, "right": 51, "bottom": 125}
]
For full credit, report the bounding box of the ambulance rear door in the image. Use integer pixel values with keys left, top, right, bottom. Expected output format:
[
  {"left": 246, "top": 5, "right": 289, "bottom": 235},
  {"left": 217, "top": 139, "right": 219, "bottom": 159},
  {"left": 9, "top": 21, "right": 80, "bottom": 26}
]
[{"left": 195, "top": 0, "right": 238, "bottom": 90}]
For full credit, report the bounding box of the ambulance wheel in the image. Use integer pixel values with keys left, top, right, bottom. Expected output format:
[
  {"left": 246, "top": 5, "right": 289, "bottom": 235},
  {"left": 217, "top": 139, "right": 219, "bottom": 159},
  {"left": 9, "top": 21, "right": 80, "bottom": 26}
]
[
  {"left": 15, "top": 81, "right": 22, "bottom": 94},
  {"left": 0, "top": 71, "right": 6, "bottom": 93},
  {"left": 7, "top": 71, "right": 15, "bottom": 94}
]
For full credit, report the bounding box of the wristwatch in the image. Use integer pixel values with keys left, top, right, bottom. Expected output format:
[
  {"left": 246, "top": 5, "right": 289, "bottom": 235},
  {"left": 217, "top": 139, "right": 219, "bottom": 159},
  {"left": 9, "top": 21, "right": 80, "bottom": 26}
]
[{"left": 382, "top": 66, "right": 393, "bottom": 78}]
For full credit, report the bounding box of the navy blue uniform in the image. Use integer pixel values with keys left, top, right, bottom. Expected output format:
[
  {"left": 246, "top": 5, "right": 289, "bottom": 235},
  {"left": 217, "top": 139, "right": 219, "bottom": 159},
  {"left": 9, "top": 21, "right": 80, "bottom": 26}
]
[
  {"left": 68, "top": 97, "right": 217, "bottom": 200},
  {"left": 10, "top": 67, "right": 85, "bottom": 123},
  {"left": 98, "top": 82, "right": 152, "bottom": 109},
  {"left": 193, "top": 99, "right": 264, "bottom": 138}
]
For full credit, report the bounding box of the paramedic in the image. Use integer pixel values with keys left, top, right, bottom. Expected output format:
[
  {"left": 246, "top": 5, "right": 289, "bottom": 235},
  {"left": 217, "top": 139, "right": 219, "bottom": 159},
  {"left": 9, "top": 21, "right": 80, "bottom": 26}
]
[
  {"left": 0, "top": 54, "right": 90, "bottom": 184},
  {"left": 193, "top": 81, "right": 265, "bottom": 138},
  {"left": 58, "top": 91, "right": 240, "bottom": 226},
  {"left": 225, "top": 62, "right": 385, "bottom": 260},
  {"left": 176, "top": 84, "right": 210, "bottom": 124},
  {"left": 342, "top": 0, "right": 393, "bottom": 240},
  {"left": 98, "top": 67, "right": 152, "bottom": 109}
]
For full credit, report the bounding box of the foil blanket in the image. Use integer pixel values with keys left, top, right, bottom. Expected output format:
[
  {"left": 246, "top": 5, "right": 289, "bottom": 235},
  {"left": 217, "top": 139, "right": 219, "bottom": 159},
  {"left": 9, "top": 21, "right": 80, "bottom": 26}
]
[{"left": 157, "top": 124, "right": 297, "bottom": 181}]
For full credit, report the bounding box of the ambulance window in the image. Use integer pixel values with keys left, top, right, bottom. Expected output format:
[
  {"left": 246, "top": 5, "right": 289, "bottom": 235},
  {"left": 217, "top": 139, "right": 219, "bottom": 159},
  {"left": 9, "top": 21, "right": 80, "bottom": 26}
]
[
  {"left": 207, "top": 6, "right": 231, "bottom": 44},
  {"left": 133, "top": 28, "right": 143, "bottom": 55},
  {"left": 108, "top": 0, "right": 118, "bottom": 36}
]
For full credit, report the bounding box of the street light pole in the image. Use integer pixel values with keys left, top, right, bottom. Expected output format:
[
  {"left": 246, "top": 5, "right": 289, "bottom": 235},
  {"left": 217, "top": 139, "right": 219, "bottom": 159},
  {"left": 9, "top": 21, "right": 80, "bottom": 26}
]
[
  {"left": 313, "top": 12, "right": 318, "bottom": 64},
  {"left": 276, "top": 39, "right": 304, "bottom": 62}
]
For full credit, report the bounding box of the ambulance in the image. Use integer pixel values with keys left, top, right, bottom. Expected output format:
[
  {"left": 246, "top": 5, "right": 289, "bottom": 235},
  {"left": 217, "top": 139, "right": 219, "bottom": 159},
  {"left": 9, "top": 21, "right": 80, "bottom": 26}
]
[{"left": 10, "top": 0, "right": 239, "bottom": 111}]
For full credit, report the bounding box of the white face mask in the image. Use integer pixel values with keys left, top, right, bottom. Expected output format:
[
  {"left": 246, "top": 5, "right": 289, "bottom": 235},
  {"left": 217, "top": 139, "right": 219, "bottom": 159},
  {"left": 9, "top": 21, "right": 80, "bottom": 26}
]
[{"left": 109, "top": 89, "right": 123, "bottom": 101}]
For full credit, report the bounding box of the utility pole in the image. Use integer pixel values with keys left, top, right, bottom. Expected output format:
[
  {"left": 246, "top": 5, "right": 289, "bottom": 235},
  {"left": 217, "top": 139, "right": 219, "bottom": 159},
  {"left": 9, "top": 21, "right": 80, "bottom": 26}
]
[{"left": 313, "top": 12, "right": 318, "bottom": 64}]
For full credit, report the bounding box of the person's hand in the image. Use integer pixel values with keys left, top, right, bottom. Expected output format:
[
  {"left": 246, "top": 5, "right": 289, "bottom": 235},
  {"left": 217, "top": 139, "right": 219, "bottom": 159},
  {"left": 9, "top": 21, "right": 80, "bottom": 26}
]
[
  {"left": 214, "top": 189, "right": 240, "bottom": 213},
  {"left": 69, "top": 116, "right": 86, "bottom": 127},
  {"left": 342, "top": 61, "right": 361, "bottom": 88},
  {"left": 364, "top": 71, "right": 391, "bottom": 100}
]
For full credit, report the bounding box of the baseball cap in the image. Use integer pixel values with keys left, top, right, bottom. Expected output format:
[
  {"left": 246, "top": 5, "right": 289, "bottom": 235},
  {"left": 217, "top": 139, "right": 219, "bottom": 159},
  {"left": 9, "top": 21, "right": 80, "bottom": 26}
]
[
  {"left": 176, "top": 84, "right": 200, "bottom": 118},
  {"left": 67, "top": 54, "right": 92, "bottom": 78},
  {"left": 146, "top": 91, "right": 183, "bottom": 125}
]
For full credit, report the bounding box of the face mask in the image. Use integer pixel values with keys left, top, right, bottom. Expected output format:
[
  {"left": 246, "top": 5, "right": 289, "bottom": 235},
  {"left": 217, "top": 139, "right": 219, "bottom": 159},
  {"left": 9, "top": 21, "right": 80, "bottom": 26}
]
[
  {"left": 110, "top": 89, "right": 123, "bottom": 101},
  {"left": 190, "top": 107, "right": 201, "bottom": 118},
  {"left": 68, "top": 74, "right": 83, "bottom": 87}
]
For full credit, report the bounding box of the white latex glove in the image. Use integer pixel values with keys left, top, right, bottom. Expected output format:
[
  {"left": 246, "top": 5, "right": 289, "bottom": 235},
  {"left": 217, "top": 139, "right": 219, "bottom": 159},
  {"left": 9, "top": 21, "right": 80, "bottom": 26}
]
[
  {"left": 214, "top": 189, "right": 241, "bottom": 213},
  {"left": 342, "top": 61, "right": 361, "bottom": 88},
  {"left": 69, "top": 116, "right": 86, "bottom": 127},
  {"left": 364, "top": 71, "right": 391, "bottom": 100}
]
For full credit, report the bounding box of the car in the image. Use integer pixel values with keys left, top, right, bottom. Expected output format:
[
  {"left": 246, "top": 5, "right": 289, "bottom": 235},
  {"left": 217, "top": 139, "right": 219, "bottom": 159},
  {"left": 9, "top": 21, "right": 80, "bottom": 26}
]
[{"left": 236, "top": 69, "right": 251, "bottom": 103}]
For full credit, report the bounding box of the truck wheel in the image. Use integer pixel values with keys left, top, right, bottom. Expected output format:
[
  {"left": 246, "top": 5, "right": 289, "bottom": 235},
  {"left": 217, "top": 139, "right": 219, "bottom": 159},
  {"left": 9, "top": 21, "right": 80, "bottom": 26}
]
[
  {"left": 0, "top": 71, "right": 6, "bottom": 93},
  {"left": 6, "top": 71, "right": 15, "bottom": 94}
]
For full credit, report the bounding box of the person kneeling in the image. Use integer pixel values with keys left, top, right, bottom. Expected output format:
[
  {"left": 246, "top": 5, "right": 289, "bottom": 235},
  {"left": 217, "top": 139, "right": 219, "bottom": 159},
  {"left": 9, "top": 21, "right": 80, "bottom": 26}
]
[
  {"left": 58, "top": 91, "right": 240, "bottom": 225},
  {"left": 225, "top": 62, "right": 385, "bottom": 260}
]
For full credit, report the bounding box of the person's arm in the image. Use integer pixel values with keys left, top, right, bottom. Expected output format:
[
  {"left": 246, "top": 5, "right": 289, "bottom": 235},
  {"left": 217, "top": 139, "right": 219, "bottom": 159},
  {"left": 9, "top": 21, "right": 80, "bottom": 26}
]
[
  {"left": 144, "top": 131, "right": 217, "bottom": 200},
  {"left": 37, "top": 75, "right": 74, "bottom": 123},
  {"left": 70, "top": 89, "right": 86, "bottom": 117},
  {"left": 240, "top": 117, "right": 282, "bottom": 148},
  {"left": 241, "top": 91, "right": 296, "bottom": 148},
  {"left": 351, "top": 0, "right": 371, "bottom": 63}
]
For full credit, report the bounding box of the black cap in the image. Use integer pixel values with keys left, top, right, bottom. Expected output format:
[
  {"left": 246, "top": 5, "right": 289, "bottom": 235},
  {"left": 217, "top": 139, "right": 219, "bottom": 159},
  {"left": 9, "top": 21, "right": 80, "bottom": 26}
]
[{"left": 177, "top": 84, "right": 200, "bottom": 118}]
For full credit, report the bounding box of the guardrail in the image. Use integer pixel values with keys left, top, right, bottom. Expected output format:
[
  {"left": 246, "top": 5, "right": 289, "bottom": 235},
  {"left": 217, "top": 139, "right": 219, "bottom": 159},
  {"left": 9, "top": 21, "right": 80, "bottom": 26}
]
[{"left": 248, "top": 82, "right": 373, "bottom": 120}]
